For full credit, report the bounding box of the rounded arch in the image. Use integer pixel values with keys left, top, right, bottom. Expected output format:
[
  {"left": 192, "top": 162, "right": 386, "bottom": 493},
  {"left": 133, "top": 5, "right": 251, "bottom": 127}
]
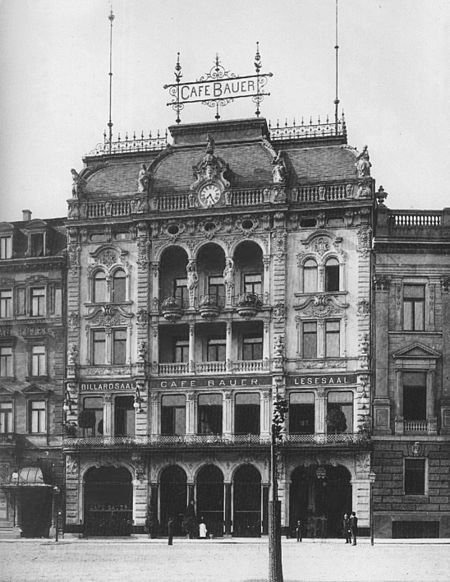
[
  {"left": 233, "top": 464, "right": 262, "bottom": 537},
  {"left": 160, "top": 464, "right": 187, "bottom": 536},
  {"left": 83, "top": 465, "right": 133, "bottom": 536},
  {"left": 195, "top": 239, "right": 229, "bottom": 259},
  {"left": 231, "top": 237, "right": 266, "bottom": 258},
  {"left": 156, "top": 242, "right": 191, "bottom": 263},
  {"left": 159, "top": 246, "right": 190, "bottom": 305},
  {"left": 196, "top": 464, "right": 224, "bottom": 537},
  {"left": 289, "top": 463, "right": 352, "bottom": 538}
]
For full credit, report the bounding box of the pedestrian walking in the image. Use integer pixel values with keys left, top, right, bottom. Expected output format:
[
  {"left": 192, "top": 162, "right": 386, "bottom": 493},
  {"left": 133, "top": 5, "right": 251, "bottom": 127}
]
[
  {"left": 349, "top": 511, "right": 358, "bottom": 546},
  {"left": 167, "top": 516, "right": 174, "bottom": 545},
  {"left": 343, "top": 513, "right": 351, "bottom": 544},
  {"left": 295, "top": 519, "right": 302, "bottom": 542},
  {"left": 199, "top": 518, "right": 207, "bottom": 539}
]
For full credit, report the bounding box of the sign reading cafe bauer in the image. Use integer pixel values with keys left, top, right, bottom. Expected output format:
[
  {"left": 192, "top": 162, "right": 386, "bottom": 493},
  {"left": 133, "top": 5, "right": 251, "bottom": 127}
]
[{"left": 164, "top": 43, "right": 273, "bottom": 124}]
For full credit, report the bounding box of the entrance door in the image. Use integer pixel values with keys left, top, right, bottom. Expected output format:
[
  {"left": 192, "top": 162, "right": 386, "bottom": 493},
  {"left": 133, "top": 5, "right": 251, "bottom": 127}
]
[
  {"left": 289, "top": 464, "right": 352, "bottom": 538},
  {"left": 160, "top": 465, "right": 187, "bottom": 536},
  {"left": 196, "top": 465, "right": 224, "bottom": 537},
  {"left": 20, "top": 488, "right": 52, "bottom": 537},
  {"left": 233, "top": 465, "right": 261, "bottom": 537},
  {"left": 84, "top": 466, "right": 132, "bottom": 536}
]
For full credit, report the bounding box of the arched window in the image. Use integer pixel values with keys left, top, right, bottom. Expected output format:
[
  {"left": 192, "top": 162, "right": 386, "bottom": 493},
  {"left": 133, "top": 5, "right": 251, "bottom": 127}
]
[
  {"left": 112, "top": 269, "right": 126, "bottom": 302},
  {"left": 325, "top": 258, "right": 340, "bottom": 292},
  {"left": 303, "top": 259, "right": 318, "bottom": 293},
  {"left": 93, "top": 271, "right": 107, "bottom": 303}
]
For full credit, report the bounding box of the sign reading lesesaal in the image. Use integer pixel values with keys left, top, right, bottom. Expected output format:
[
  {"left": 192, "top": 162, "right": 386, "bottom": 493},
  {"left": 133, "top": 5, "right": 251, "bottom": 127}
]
[{"left": 287, "top": 374, "right": 357, "bottom": 386}]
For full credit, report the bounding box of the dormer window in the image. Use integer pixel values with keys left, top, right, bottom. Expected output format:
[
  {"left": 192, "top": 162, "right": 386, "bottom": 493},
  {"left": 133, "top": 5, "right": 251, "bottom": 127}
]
[
  {"left": 30, "top": 233, "right": 44, "bottom": 257},
  {"left": 0, "top": 236, "right": 12, "bottom": 259}
]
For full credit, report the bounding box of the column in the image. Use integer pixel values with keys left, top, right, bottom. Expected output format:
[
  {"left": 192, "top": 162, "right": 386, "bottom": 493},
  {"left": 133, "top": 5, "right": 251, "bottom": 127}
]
[
  {"left": 187, "top": 483, "right": 195, "bottom": 505},
  {"left": 373, "top": 277, "right": 391, "bottom": 434},
  {"left": 427, "top": 369, "right": 437, "bottom": 434},
  {"left": 186, "top": 392, "right": 196, "bottom": 435},
  {"left": 394, "top": 370, "right": 404, "bottom": 435},
  {"left": 317, "top": 320, "right": 325, "bottom": 358},
  {"left": 263, "top": 321, "right": 270, "bottom": 363},
  {"left": 223, "top": 391, "right": 232, "bottom": 438},
  {"left": 105, "top": 328, "right": 112, "bottom": 365},
  {"left": 260, "top": 390, "right": 271, "bottom": 439},
  {"left": 316, "top": 387, "right": 326, "bottom": 435},
  {"left": 189, "top": 323, "right": 195, "bottom": 373},
  {"left": 262, "top": 484, "right": 269, "bottom": 535},
  {"left": 224, "top": 483, "right": 232, "bottom": 535},
  {"left": 151, "top": 324, "right": 159, "bottom": 374},
  {"left": 149, "top": 392, "right": 159, "bottom": 436},
  {"left": 103, "top": 393, "right": 113, "bottom": 436},
  {"left": 226, "top": 321, "right": 232, "bottom": 372},
  {"left": 151, "top": 261, "right": 160, "bottom": 306}
]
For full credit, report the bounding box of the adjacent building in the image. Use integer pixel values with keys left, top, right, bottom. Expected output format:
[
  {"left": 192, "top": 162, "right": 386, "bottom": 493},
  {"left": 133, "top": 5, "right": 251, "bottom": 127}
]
[
  {"left": 62, "top": 115, "right": 375, "bottom": 538},
  {"left": 0, "top": 213, "right": 66, "bottom": 537},
  {"left": 372, "top": 203, "right": 450, "bottom": 537}
]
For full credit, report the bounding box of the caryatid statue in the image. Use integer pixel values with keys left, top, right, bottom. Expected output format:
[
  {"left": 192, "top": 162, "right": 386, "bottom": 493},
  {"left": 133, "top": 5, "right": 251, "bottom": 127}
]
[
  {"left": 223, "top": 257, "right": 235, "bottom": 306},
  {"left": 186, "top": 260, "right": 199, "bottom": 309},
  {"left": 355, "top": 145, "right": 372, "bottom": 179}
]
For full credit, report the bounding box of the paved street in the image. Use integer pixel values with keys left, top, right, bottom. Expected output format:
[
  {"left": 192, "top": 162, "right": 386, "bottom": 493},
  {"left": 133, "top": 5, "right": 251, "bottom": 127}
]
[{"left": 1, "top": 538, "right": 450, "bottom": 582}]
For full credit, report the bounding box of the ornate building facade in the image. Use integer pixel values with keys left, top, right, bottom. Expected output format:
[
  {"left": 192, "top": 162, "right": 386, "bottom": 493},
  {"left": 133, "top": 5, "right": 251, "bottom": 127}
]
[
  {"left": 0, "top": 213, "right": 66, "bottom": 537},
  {"left": 372, "top": 204, "right": 450, "bottom": 537},
  {"left": 62, "top": 116, "right": 375, "bottom": 538}
]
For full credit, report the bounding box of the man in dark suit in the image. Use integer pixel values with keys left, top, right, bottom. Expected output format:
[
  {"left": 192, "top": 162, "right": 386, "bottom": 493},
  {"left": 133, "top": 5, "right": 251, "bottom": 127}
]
[{"left": 349, "top": 512, "right": 358, "bottom": 546}]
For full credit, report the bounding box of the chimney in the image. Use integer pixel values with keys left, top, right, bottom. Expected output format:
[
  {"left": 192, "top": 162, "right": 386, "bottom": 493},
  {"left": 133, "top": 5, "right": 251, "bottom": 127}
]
[{"left": 22, "top": 209, "right": 32, "bottom": 222}]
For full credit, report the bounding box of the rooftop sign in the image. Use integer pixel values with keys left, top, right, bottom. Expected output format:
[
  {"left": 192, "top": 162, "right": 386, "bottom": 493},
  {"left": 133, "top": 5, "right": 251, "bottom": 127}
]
[{"left": 164, "top": 43, "right": 273, "bottom": 124}]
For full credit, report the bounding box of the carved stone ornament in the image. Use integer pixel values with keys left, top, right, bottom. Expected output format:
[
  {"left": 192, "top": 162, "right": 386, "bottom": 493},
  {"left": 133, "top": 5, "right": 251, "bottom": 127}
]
[
  {"left": 85, "top": 304, "right": 133, "bottom": 328},
  {"left": 441, "top": 277, "right": 450, "bottom": 293},
  {"left": 274, "top": 302, "right": 285, "bottom": 321},
  {"left": 68, "top": 311, "right": 80, "bottom": 330},
  {"left": 373, "top": 276, "right": 390, "bottom": 291},
  {"left": 355, "top": 453, "right": 370, "bottom": 475},
  {"left": 137, "top": 341, "right": 147, "bottom": 363},
  {"left": 355, "top": 145, "right": 371, "bottom": 178},
  {"left": 67, "top": 343, "right": 78, "bottom": 366},
  {"left": 84, "top": 366, "right": 131, "bottom": 376},
  {"left": 67, "top": 243, "right": 81, "bottom": 273},
  {"left": 296, "top": 359, "right": 346, "bottom": 369},
  {"left": 190, "top": 136, "right": 230, "bottom": 192},
  {"left": 296, "top": 294, "right": 348, "bottom": 319},
  {"left": 410, "top": 441, "right": 423, "bottom": 457},
  {"left": 66, "top": 455, "right": 79, "bottom": 476},
  {"left": 357, "top": 227, "right": 372, "bottom": 257},
  {"left": 137, "top": 238, "right": 150, "bottom": 268},
  {"left": 137, "top": 308, "right": 149, "bottom": 327},
  {"left": 357, "top": 299, "right": 370, "bottom": 317}
]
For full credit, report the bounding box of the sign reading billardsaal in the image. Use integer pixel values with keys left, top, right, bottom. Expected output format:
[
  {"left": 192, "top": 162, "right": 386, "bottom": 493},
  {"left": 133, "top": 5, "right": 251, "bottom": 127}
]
[
  {"left": 80, "top": 381, "right": 136, "bottom": 392},
  {"left": 164, "top": 44, "right": 273, "bottom": 124}
]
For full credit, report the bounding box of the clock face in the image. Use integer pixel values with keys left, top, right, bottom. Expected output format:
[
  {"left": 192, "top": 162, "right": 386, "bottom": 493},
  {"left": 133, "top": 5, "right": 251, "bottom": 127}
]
[{"left": 198, "top": 184, "right": 221, "bottom": 207}]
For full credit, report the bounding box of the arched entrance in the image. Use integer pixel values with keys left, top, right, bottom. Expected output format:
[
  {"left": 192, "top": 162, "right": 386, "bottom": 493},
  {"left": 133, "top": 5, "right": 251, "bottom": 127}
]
[
  {"left": 289, "top": 464, "right": 352, "bottom": 538},
  {"left": 84, "top": 466, "right": 132, "bottom": 536},
  {"left": 196, "top": 465, "right": 224, "bottom": 537},
  {"left": 160, "top": 465, "right": 187, "bottom": 536},
  {"left": 233, "top": 465, "right": 261, "bottom": 537}
]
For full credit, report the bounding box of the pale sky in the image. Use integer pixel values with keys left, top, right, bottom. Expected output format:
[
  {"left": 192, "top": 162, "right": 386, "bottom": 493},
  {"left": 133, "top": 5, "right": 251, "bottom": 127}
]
[{"left": 0, "top": 0, "right": 448, "bottom": 223}]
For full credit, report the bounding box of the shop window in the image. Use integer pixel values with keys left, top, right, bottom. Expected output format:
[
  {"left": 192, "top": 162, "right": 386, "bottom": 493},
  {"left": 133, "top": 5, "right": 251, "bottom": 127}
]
[
  {"left": 0, "top": 347, "right": 13, "bottom": 377},
  {"left": 198, "top": 393, "right": 222, "bottom": 435},
  {"left": 0, "top": 290, "right": 12, "bottom": 318},
  {"left": 112, "top": 329, "right": 127, "bottom": 365},
  {"left": 93, "top": 271, "right": 107, "bottom": 303},
  {"left": 174, "top": 278, "right": 188, "bottom": 308},
  {"left": 289, "top": 392, "right": 315, "bottom": 434},
  {"left": 29, "top": 400, "right": 46, "bottom": 433},
  {"left": 207, "top": 338, "right": 226, "bottom": 362},
  {"left": 303, "top": 259, "right": 318, "bottom": 293},
  {"left": 244, "top": 274, "right": 262, "bottom": 296},
  {"left": 0, "top": 236, "right": 12, "bottom": 259},
  {"left": 173, "top": 339, "right": 189, "bottom": 363},
  {"left": 31, "top": 287, "right": 46, "bottom": 316},
  {"left": 80, "top": 397, "right": 103, "bottom": 436},
  {"left": 242, "top": 336, "right": 262, "bottom": 360},
  {"left": 327, "top": 391, "right": 353, "bottom": 434},
  {"left": 235, "top": 393, "right": 260, "bottom": 434},
  {"left": 403, "top": 285, "right": 425, "bottom": 331},
  {"left": 403, "top": 372, "right": 427, "bottom": 421},
  {"left": 31, "top": 345, "right": 46, "bottom": 376},
  {"left": 302, "top": 321, "right": 317, "bottom": 358},
  {"left": 30, "top": 233, "right": 44, "bottom": 257},
  {"left": 161, "top": 394, "right": 186, "bottom": 436},
  {"left": 92, "top": 330, "right": 106, "bottom": 365},
  {"left": 404, "top": 458, "right": 426, "bottom": 495},
  {"left": 208, "top": 276, "right": 225, "bottom": 307},
  {"left": 325, "top": 320, "right": 340, "bottom": 357},
  {"left": 0, "top": 402, "right": 13, "bottom": 433},
  {"left": 114, "top": 395, "right": 135, "bottom": 436},
  {"left": 325, "top": 258, "right": 340, "bottom": 292},
  {"left": 112, "top": 269, "right": 126, "bottom": 302}
]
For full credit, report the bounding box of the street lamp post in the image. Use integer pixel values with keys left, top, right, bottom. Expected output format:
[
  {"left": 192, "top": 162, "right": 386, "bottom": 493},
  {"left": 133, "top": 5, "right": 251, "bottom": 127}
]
[
  {"left": 51, "top": 486, "right": 61, "bottom": 542},
  {"left": 368, "top": 470, "right": 376, "bottom": 546},
  {"left": 269, "top": 386, "right": 288, "bottom": 582}
]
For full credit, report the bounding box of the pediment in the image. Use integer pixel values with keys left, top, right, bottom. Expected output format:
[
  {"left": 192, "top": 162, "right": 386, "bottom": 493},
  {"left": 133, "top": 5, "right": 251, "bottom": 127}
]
[
  {"left": 22, "top": 219, "right": 47, "bottom": 231},
  {"left": 393, "top": 343, "right": 441, "bottom": 360},
  {"left": 0, "top": 222, "right": 14, "bottom": 233},
  {"left": 0, "top": 385, "right": 15, "bottom": 396},
  {"left": 22, "top": 384, "right": 49, "bottom": 395}
]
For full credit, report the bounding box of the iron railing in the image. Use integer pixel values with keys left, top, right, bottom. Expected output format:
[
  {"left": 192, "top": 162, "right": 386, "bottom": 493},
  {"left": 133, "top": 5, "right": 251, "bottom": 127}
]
[{"left": 88, "top": 131, "right": 168, "bottom": 156}]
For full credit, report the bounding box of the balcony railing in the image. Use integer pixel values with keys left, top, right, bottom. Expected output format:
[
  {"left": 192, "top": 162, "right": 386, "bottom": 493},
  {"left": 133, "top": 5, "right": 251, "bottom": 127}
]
[
  {"left": 157, "top": 360, "right": 270, "bottom": 375},
  {"left": 63, "top": 434, "right": 271, "bottom": 449},
  {"left": 283, "top": 433, "right": 368, "bottom": 446},
  {"left": 404, "top": 420, "right": 428, "bottom": 433},
  {"left": 88, "top": 131, "right": 168, "bottom": 156},
  {"left": 269, "top": 115, "right": 346, "bottom": 141}
]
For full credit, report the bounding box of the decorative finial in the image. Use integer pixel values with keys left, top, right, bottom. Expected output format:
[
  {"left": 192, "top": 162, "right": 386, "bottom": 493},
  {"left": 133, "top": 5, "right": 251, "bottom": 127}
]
[{"left": 254, "top": 41, "right": 261, "bottom": 74}]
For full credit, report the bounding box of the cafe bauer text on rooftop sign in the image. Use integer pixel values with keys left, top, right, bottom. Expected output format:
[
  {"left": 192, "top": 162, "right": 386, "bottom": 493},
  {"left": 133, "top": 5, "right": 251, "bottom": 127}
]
[{"left": 164, "top": 43, "right": 273, "bottom": 124}]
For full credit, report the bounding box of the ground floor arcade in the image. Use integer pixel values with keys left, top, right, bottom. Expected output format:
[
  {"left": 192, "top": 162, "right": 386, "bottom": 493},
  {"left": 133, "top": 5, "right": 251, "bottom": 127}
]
[{"left": 64, "top": 449, "right": 372, "bottom": 538}]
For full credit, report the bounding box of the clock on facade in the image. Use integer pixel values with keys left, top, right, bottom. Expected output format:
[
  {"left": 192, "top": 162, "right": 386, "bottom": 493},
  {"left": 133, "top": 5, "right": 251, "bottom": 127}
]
[{"left": 198, "top": 183, "right": 221, "bottom": 207}]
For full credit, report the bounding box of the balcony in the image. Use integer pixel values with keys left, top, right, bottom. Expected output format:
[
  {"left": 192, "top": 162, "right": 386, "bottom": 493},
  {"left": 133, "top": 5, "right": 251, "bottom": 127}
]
[
  {"left": 283, "top": 433, "right": 368, "bottom": 447},
  {"left": 234, "top": 293, "right": 263, "bottom": 318},
  {"left": 63, "top": 433, "right": 270, "bottom": 450},
  {"left": 198, "top": 295, "right": 221, "bottom": 319},
  {"left": 160, "top": 297, "right": 183, "bottom": 322},
  {"left": 403, "top": 420, "right": 428, "bottom": 434},
  {"left": 157, "top": 359, "right": 270, "bottom": 375}
]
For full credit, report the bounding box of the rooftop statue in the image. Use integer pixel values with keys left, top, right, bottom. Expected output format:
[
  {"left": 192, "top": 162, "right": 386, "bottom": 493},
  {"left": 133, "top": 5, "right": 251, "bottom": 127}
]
[{"left": 355, "top": 145, "right": 372, "bottom": 178}]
